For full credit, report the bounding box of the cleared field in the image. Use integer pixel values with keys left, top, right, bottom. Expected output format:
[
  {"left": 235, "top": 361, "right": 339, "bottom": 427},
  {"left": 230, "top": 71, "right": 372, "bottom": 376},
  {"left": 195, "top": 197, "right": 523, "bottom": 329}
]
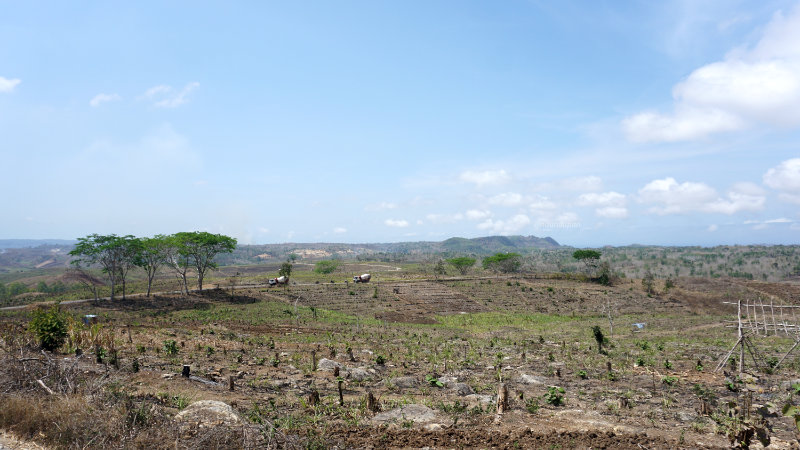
[{"left": 2, "top": 271, "right": 800, "bottom": 448}]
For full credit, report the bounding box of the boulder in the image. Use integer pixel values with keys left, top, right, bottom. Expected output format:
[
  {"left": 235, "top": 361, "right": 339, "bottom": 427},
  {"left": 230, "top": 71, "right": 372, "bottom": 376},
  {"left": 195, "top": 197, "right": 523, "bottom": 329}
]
[
  {"left": 453, "top": 383, "right": 474, "bottom": 396},
  {"left": 372, "top": 404, "right": 451, "bottom": 427},
  {"left": 390, "top": 376, "right": 418, "bottom": 389},
  {"left": 437, "top": 376, "right": 458, "bottom": 388},
  {"left": 174, "top": 400, "right": 241, "bottom": 428},
  {"left": 463, "top": 394, "right": 494, "bottom": 406},
  {"left": 347, "top": 367, "right": 374, "bottom": 381},
  {"left": 518, "top": 374, "right": 546, "bottom": 385},
  {"left": 317, "top": 358, "right": 343, "bottom": 371}
]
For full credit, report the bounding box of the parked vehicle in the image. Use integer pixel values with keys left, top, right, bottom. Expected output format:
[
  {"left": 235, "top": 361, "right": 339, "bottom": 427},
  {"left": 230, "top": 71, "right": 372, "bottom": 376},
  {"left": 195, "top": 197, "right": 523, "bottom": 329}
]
[
  {"left": 353, "top": 273, "right": 371, "bottom": 283},
  {"left": 268, "top": 276, "right": 288, "bottom": 286}
]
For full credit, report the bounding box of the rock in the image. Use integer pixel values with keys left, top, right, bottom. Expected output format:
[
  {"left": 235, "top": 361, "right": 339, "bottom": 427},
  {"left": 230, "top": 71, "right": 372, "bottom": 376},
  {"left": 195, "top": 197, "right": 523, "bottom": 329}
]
[
  {"left": 518, "top": 374, "right": 546, "bottom": 385},
  {"left": 424, "top": 423, "right": 444, "bottom": 431},
  {"left": 390, "top": 376, "right": 418, "bottom": 389},
  {"left": 464, "top": 394, "right": 493, "bottom": 406},
  {"left": 782, "top": 379, "right": 800, "bottom": 391},
  {"left": 161, "top": 373, "right": 176, "bottom": 379},
  {"left": 236, "top": 371, "right": 245, "bottom": 379},
  {"left": 437, "top": 376, "right": 458, "bottom": 388},
  {"left": 174, "top": 400, "right": 241, "bottom": 427},
  {"left": 372, "top": 404, "right": 451, "bottom": 427},
  {"left": 317, "top": 358, "right": 343, "bottom": 371},
  {"left": 453, "top": 383, "right": 474, "bottom": 396},
  {"left": 676, "top": 411, "right": 696, "bottom": 423},
  {"left": 347, "top": 367, "right": 373, "bottom": 381}
]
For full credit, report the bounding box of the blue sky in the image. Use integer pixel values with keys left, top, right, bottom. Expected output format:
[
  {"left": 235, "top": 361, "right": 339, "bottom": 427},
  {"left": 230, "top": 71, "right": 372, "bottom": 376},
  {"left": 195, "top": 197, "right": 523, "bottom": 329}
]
[{"left": 1, "top": 1, "right": 799, "bottom": 247}]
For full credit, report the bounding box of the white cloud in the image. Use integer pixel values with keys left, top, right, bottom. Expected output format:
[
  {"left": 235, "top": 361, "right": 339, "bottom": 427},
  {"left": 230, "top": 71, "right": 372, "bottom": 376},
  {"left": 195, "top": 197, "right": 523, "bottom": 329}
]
[
  {"left": 596, "top": 207, "right": 629, "bottom": 219},
  {"left": 365, "top": 201, "right": 397, "bottom": 211},
  {"left": 638, "top": 177, "right": 765, "bottom": 215},
  {"left": 143, "top": 82, "right": 200, "bottom": 108},
  {"left": 425, "top": 213, "right": 463, "bottom": 224},
  {"left": 333, "top": 227, "right": 347, "bottom": 234},
  {"left": 459, "top": 169, "right": 510, "bottom": 187},
  {"left": 528, "top": 195, "right": 557, "bottom": 213},
  {"left": 90, "top": 93, "right": 121, "bottom": 107},
  {"left": 477, "top": 214, "right": 530, "bottom": 235},
  {"left": 384, "top": 219, "right": 409, "bottom": 228},
  {"left": 533, "top": 176, "right": 603, "bottom": 193},
  {"left": 258, "top": 227, "right": 270, "bottom": 233},
  {"left": 766, "top": 217, "right": 792, "bottom": 223},
  {"left": 465, "top": 209, "right": 492, "bottom": 220},
  {"left": 708, "top": 224, "right": 719, "bottom": 232},
  {"left": 0, "top": 76, "right": 21, "bottom": 93},
  {"left": 577, "top": 191, "right": 626, "bottom": 207},
  {"left": 623, "top": 4, "right": 800, "bottom": 142},
  {"left": 764, "top": 158, "right": 800, "bottom": 204},
  {"left": 578, "top": 191, "right": 628, "bottom": 219},
  {"left": 557, "top": 176, "right": 603, "bottom": 192},
  {"left": 488, "top": 192, "right": 525, "bottom": 206}
]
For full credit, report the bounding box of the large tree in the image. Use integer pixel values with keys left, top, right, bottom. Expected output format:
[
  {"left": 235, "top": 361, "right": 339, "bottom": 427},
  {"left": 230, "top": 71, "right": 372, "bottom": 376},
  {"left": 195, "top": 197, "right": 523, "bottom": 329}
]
[
  {"left": 69, "top": 234, "right": 140, "bottom": 300},
  {"left": 447, "top": 257, "right": 476, "bottom": 275},
  {"left": 139, "top": 235, "right": 170, "bottom": 297},
  {"left": 164, "top": 235, "right": 192, "bottom": 295},
  {"left": 482, "top": 252, "right": 522, "bottom": 273},
  {"left": 573, "top": 249, "right": 602, "bottom": 275},
  {"left": 172, "top": 231, "right": 237, "bottom": 291},
  {"left": 314, "top": 260, "right": 340, "bottom": 274}
]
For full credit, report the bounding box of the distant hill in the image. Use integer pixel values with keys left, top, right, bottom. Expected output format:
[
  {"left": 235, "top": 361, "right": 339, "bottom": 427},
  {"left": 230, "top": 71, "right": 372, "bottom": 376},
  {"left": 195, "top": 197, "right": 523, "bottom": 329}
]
[
  {"left": 441, "top": 235, "right": 560, "bottom": 254},
  {"left": 216, "top": 234, "right": 561, "bottom": 264},
  {"left": 0, "top": 239, "right": 76, "bottom": 249},
  {"left": 0, "top": 235, "right": 560, "bottom": 270}
]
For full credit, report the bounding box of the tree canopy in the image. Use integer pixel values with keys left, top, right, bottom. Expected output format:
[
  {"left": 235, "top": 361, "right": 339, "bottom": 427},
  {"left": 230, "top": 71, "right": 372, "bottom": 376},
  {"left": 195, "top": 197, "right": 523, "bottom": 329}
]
[
  {"left": 69, "top": 234, "right": 140, "bottom": 300},
  {"left": 573, "top": 249, "right": 602, "bottom": 275},
  {"left": 482, "top": 252, "right": 522, "bottom": 273},
  {"left": 447, "top": 257, "right": 476, "bottom": 275},
  {"left": 314, "top": 260, "right": 340, "bottom": 274},
  {"left": 172, "top": 231, "right": 237, "bottom": 291},
  {"left": 279, "top": 262, "right": 293, "bottom": 279}
]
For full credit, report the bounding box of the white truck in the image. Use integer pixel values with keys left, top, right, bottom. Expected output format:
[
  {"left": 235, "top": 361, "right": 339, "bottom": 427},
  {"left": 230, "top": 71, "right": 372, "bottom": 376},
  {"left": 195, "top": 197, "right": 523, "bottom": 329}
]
[
  {"left": 353, "top": 273, "right": 371, "bottom": 283},
  {"left": 268, "top": 276, "right": 288, "bottom": 286}
]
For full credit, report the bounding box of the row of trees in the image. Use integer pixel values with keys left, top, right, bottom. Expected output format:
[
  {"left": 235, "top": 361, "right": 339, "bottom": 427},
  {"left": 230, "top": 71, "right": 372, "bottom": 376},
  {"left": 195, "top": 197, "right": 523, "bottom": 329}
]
[{"left": 69, "top": 232, "right": 237, "bottom": 300}]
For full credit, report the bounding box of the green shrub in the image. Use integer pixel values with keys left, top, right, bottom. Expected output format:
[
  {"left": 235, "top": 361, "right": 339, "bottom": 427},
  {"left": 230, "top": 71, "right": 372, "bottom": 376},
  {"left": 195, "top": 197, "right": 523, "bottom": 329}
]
[
  {"left": 163, "top": 340, "right": 179, "bottom": 355},
  {"left": 544, "top": 386, "right": 565, "bottom": 406},
  {"left": 526, "top": 398, "right": 540, "bottom": 413},
  {"left": 29, "top": 304, "right": 68, "bottom": 351}
]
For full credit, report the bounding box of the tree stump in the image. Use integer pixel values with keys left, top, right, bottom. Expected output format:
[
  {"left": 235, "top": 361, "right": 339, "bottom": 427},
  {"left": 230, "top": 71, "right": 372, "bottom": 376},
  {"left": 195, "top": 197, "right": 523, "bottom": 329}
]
[
  {"left": 366, "top": 391, "right": 379, "bottom": 413},
  {"left": 495, "top": 383, "right": 508, "bottom": 423},
  {"left": 228, "top": 375, "right": 234, "bottom": 391},
  {"left": 182, "top": 365, "right": 190, "bottom": 378},
  {"left": 338, "top": 380, "right": 344, "bottom": 406},
  {"left": 308, "top": 389, "right": 320, "bottom": 406}
]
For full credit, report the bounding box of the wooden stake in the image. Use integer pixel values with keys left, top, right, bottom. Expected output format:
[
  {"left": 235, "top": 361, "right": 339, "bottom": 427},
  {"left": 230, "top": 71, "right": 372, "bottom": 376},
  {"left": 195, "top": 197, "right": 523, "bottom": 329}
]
[
  {"left": 338, "top": 380, "right": 344, "bottom": 406},
  {"left": 228, "top": 375, "right": 234, "bottom": 391},
  {"left": 182, "top": 365, "right": 190, "bottom": 378}
]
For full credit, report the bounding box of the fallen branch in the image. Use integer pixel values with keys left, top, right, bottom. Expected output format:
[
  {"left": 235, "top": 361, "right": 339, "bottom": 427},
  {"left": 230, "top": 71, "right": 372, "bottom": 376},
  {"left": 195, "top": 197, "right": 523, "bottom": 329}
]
[{"left": 36, "top": 379, "right": 55, "bottom": 395}]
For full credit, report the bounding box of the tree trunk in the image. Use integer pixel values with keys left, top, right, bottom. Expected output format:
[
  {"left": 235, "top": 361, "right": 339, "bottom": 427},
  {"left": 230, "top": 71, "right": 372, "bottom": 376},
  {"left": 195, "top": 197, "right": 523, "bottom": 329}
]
[
  {"left": 198, "top": 272, "right": 203, "bottom": 291},
  {"left": 122, "top": 277, "right": 126, "bottom": 300},
  {"left": 146, "top": 270, "right": 154, "bottom": 297}
]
